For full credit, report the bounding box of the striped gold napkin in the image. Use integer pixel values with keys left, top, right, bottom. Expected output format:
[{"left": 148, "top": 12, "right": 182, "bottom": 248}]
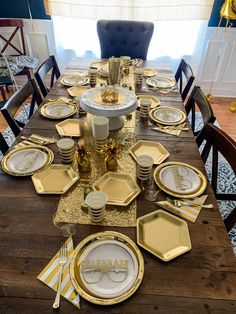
[
  {"left": 157, "top": 195, "right": 208, "bottom": 222},
  {"left": 37, "top": 237, "right": 80, "bottom": 309}
]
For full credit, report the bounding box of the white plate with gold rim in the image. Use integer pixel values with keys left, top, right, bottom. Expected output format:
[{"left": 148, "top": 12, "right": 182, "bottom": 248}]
[
  {"left": 147, "top": 76, "right": 175, "bottom": 89},
  {"left": 61, "top": 75, "right": 88, "bottom": 87},
  {"left": 79, "top": 239, "right": 139, "bottom": 299},
  {"left": 154, "top": 162, "right": 207, "bottom": 198},
  {"left": 40, "top": 102, "right": 77, "bottom": 119},
  {"left": 1, "top": 145, "right": 54, "bottom": 176},
  {"left": 150, "top": 107, "right": 186, "bottom": 126}
]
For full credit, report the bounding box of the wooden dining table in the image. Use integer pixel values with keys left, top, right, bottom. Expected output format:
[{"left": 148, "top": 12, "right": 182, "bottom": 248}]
[{"left": 1, "top": 58, "right": 236, "bottom": 314}]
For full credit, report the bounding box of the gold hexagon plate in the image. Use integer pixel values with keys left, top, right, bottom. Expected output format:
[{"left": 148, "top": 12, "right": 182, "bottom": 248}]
[
  {"left": 31, "top": 164, "right": 79, "bottom": 194},
  {"left": 137, "top": 95, "right": 161, "bottom": 109},
  {"left": 142, "top": 68, "right": 157, "bottom": 77},
  {"left": 93, "top": 172, "right": 141, "bottom": 206},
  {"left": 129, "top": 140, "right": 169, "bottom": 165},
  {"left": 70, "top": 231, "right": 144, "bottom": 305},
  {"left": 137, "top": 210, "right": 191, "bottom": 262},
  {"left": 56, "top": 119, "right": 81, "bottom": 137}
]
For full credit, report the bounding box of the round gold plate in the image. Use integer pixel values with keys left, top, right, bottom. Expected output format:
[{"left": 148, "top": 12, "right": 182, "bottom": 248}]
[
  {"left": 149, "top": 107, "right": 186, "bottom": 126},
  {"left": 40, "top": 102, "right": 77, "bottom": 120},
  {"left": 153, "top": 161, "right": 207, "bottom": 198},
  {"left": 70, "top": 231, "right": 144, "bottom": 305},
  {"left": 1, "top": 145, "right": 54, "bottom": 176}
]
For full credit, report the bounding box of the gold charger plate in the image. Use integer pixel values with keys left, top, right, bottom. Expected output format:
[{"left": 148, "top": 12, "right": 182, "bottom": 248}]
[
  {"left": 137, "top": 210, "right": 191, "bottom": 262},
  {"left": 1, "top": 145, "right": 54, "bottom": 176},
  {"left": 153, "top": 161, "right": 207, "bottom": 198},
  {"left": 149, "top": 107, "right": 186, "bottom": 126},
  {"left": 31, "top": 164, "right": 79, "bottom": 194},
  {"left": 40, "top": 102, "right": 77, "bottom": 119},
  {"left": 70, "top": 231, "right": 144, "bottom": 305},
  {"left": 142, "top": 68, "right": 157, "bottom": 77},
  {"left": 93, "top": 172, "right": 141, "bottom": 206},
  {"left": 129, "top": 140, "right": 169, "bottom": 165},
  {"left": 137, "top": 95, "right": 160, "bottom": 109},
  {"left": 146, "top": 76, "right": 175, "bottom": 89},
  {"left": 56, "top": 119, "right": 81, "bottom": 137}
]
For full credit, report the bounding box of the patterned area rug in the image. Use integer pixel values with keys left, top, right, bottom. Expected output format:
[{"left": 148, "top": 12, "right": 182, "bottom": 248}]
[{"left": 1, "top": 108, "right": 236, "bottom": 255}]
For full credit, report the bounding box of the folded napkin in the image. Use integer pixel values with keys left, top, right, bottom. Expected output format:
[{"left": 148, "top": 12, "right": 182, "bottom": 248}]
[
  {"left": 37, "top": 237, "right": 80, "bottom": 309},
  {"left": 157, "top": 194, "right": 208, "bottom": 222},
  {"left": 152, "top": 122, "right": 186, "bottom": 136}
]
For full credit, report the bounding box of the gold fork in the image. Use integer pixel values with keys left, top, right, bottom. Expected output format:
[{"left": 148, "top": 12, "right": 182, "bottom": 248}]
[
  {"left": 167, "top": 197, "right": 213, "bottom": 209},
  {"left": 53, "top": 244, "right": 67, "bottom": 309}
]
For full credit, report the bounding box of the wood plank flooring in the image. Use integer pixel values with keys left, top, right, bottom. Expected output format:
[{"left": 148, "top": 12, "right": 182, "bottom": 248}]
[{"left": 0, "top": 86, "right": 236, "bottom": 141}]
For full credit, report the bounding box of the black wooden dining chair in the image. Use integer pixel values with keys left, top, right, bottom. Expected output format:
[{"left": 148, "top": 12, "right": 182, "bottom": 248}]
[
  {"left": 185, "top": 86, "right": 216, "bottom": 136},
  {"left": 1, "top": 79, "right": 42, "bottom": 137},
  {"left": 35, "top": 55, "right": 61, "bottom": 97},
  {"left": 0, "top": 132, "right": 9, "bottom": 155},
  {"left": 175, "top": 59, "right": 195, "bottom": 101},
  {"left": 97, "top": 20, "right": 154, "bottom": 60},
  {"left": 196, "top": 123, "right": 236, "bottom": 232}
]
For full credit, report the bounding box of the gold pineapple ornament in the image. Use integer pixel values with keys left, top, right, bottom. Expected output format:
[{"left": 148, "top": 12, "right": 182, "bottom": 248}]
[
  {"left": 101, "top": 139, "right": 121, "bottom": 171},
  {"left": 77, "top": 144, "right": 91, "bottom": 173}
]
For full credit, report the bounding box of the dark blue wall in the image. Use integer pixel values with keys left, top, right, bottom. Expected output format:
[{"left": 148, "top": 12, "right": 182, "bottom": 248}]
[
  {"left": 0, "top": 0, "right": 50, "bottom": 20},
  {"left": 208, "top": 0, "right": 236, "bottom": 27}
]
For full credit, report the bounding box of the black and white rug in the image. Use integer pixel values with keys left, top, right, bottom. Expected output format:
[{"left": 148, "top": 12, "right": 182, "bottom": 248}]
[{"left": 1, "top": 108, "right": 236, "bottom": 255}]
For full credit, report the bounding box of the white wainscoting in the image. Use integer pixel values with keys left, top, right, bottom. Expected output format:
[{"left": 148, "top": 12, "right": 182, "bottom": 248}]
[{"left": 195, "top": 27, "right": 236, "bottom": 97}]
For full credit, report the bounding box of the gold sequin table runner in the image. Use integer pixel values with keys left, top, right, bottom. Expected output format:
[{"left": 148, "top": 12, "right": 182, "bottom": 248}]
[{"left": 54, "top": 113, "right": 137, "bottom": 227}]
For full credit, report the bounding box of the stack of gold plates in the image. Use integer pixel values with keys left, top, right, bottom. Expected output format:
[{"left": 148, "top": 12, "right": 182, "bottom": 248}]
[
  {"left": 93, "top": 172, "right": 141, "bottom": 206},
  {"left": 137, "top": 95, "right": 160, "bottom": 109},
  {"left": 137, "top": 210, "right": 191, "bottom": 261},
  {"left": 40, "top": 102, "right": 77, "bottom": 119},
  {"left": 149, "top": 107, "right": 186, "bottom": 126},
  {"left": 146, "top": 76, "right": 175, "bottom": 89},
  {"left": 1, "top": 145, "right": 54, "bottom": 176},
  {"left": 153, "top": 161, "right": 207, "bottom": 198},
  {"left": 61, "top": 74, "right": 89, "bottom": 87},
  {"left": 70, "top": 231, "right": 144, "bottom": 305},
  {"left": 129, "top": 140, "right": 169, "bottom": 165}
]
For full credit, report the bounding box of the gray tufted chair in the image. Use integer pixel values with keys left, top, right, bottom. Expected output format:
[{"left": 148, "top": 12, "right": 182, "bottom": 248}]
[{"left": 97, "top": 20, "right": 154, "bottom": 60}]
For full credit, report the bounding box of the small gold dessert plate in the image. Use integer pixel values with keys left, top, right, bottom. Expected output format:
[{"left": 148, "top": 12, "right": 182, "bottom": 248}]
[
  {"left": 137, "top": 95, "right": 160, "bottom": 109},
  {"left": 56, "top": 119, "right": 81, "bottom": 137},
  {"left": 142, "top": 68, "right": 157, "bottom": 77},
  {"left": 32, "top": 164, "right": 79, "bottom": 194},
  {"left": 129, "top": 140, "right": 169, "bottom": 165},
  {"left": 93, "top": 172, "right": 141, "bottom": 206},
  {"left": 137, "top": 210, "right": 191, "bottom": 261}
]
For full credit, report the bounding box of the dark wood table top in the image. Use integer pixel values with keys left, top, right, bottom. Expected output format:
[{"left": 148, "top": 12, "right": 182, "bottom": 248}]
[{"left": 1, "top": 59, "right": 236, "bottom": 313}]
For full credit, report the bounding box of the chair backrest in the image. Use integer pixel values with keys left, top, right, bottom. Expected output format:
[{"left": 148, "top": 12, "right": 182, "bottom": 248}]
[
  {"left": 185, "top": 86, "right": 216, "bottom": 136},
  {"left": 0, "top": 132, "right": 9, "bottom": 155},
  {"left": 35, "top": 55, "right": 61, "bottom": 97},
  {"left": 0, "top": 19, "right": 26, "bottom": 55},
  {"left": 196, "top": 123, "right": 236, "bottom": 231},
  {"left": 97, "top": 20, "right": 154, "bottom": 60},
  {"left": 1, "top": 79, "right": 42, "bottom": 137},
  {"left": 175, "top": 59, "right": 195, "bottom": 101}
]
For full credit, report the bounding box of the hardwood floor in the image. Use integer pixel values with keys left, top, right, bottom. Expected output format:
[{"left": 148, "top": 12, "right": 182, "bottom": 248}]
[{"left": 0, "top": 86, "right": 236, "bottom": 141}]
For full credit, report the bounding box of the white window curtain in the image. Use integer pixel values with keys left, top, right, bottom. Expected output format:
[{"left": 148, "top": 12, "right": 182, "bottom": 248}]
[{"left": 45, "top": 0, "right": 214, "bottom": 21}]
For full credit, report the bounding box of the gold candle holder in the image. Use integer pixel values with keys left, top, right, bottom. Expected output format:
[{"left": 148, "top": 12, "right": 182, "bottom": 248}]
[{"left": 101, "top": 86, "right": 119, "bottom": 103}]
